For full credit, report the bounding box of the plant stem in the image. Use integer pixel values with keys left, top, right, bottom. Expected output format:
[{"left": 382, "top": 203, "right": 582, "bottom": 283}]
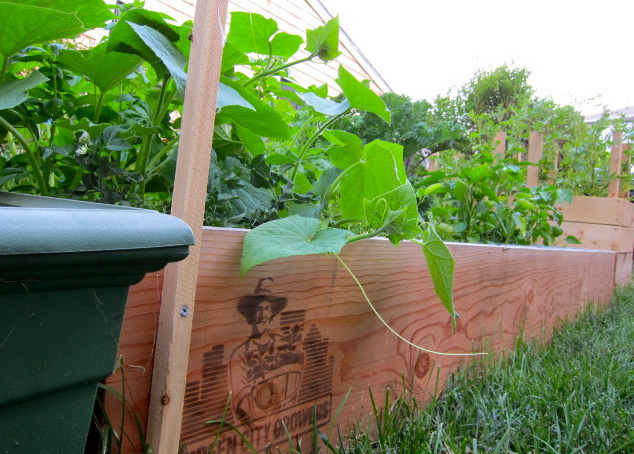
[
  {"left": 243, "top": 54, "right": 315, "bottom": 87},
  {"left": 346, "top": 228, "right": 386, "bottom": 243},
  {"left": 288, "top": 113, "right": 315, "bottom": 151},
  {"left": 93, "top": 90, "right": 107, "bottom": 123},
  {"left": 322, "top": 160, "right": 361, "bottom": 205},
  {"left": 0, "top": 116, "right": 47, "bottom": 196},
  {"left": 69, "top": 167, "right": 84, "bottom": 190},
  {"left": 332, "top": 253, "right": 483, "bottom": 356},
  {"left": 290, "top": 111, "right": 349, "bottom": 183},
  {"left": 146, "top": 136, "right": 178, "bottom": 172},
  {"left": 136, "top": 76, "right": 172, "bottom": 194},
  {"left": 0, "top": 56, "right": 8, "bottom": 83}
]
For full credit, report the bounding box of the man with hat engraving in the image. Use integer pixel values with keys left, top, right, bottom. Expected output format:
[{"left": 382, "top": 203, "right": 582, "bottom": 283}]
[{"left": 229, "top": 278, "right": 305, "bottom": 424}]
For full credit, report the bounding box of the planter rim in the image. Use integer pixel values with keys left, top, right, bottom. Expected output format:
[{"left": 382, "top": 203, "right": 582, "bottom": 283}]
[{"left": 0, "top": 192, "right": 194, "bottom": 256}]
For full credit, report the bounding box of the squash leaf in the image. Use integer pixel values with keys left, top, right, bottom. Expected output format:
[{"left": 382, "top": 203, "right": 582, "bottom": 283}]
[
  {"left": 0, "top": 3, "right": 83, "bottom": 58},
  {"left": 57, "top": 43, "right": 141, "bottom": 94},
  {"left": 305, "top": 16, "right": 341, "bottom": 63},
  {"left": 336, "top": 66, "right": 390, "bottom": 123},
  {"left": 421, "top": 222, "right": 456, "bottom": 322},
  {"left": 339, "top": 140, "right": 405, "bottom": 220},
  {"left": 363, "top": 184, "right": 422, "bottom": 245},
  {"left": 241, "top": 216, "right": 350, "bottom": 276},
  {"left": 0, "top": 70, "right": 48, "bottom": 110}
]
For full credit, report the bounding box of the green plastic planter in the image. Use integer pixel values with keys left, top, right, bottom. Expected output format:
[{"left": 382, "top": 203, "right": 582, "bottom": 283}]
[{"left": 0, "top": 192, "right": 194, "bottom": 454}]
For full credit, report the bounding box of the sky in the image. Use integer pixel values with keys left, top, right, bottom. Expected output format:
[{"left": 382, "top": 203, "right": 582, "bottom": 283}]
[{"left": 320, "top": 0, "right": 634, "bottom": 116}]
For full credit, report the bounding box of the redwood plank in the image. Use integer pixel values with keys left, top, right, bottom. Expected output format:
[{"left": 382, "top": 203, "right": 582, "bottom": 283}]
[
  {"left": 559, "top": 222, "right": 634, "bottom": 253},
  {"left": 558, "top": 196, "right": 634, "bottom": 227},
  {"left": 110, "top": 229, "right": 615, "bottom": 453}
]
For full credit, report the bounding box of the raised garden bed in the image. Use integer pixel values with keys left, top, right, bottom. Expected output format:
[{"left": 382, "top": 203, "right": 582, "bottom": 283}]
[
  {"left": 557, "top": 195, "right": 633, "bottom": 286},
  {"left": 106, "top": 227, "right": 615, "bottom": 453}
]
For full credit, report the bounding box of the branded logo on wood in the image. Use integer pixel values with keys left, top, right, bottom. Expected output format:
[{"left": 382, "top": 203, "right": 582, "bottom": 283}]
[{"left": 182, "top": 278, "right": 334, "bottom": 453}]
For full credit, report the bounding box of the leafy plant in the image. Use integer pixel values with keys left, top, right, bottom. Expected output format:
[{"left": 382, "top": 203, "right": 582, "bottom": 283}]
[
  {"left": 0, "top": 1, "right": 254, "bottom": 206},
  {"left": 418, "top": 149, "right": 575, "bottom": 246},
  {"left": 0, "top": 3, "right": 458, "bottom": 326},
  {"left": 212, "top": 12, "right": 457, "bottom": 323}
]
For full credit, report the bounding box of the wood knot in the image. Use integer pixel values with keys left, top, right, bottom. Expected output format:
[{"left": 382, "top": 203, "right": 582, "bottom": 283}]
[
  {"left": 161, "top": 394, "right": 170, "bottom": 405},
  {"left": 254, "top": 380, "right": 282, "bottom": 410},
  {"left": 415, "top": 353, "right": 431, "bottom": 378}
]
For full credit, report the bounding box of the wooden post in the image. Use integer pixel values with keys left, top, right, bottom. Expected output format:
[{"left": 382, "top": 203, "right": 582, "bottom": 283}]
[
  {"left": 608, "top": 131, "right": 624, "bottom": 198},
  {"left": 427, "top": 156, "right": 439, "bottom": 171},
  {"left": 493, "top": 131, "right": 506, "bottom": 159},
  {"left": 621, "top": 143, "right": 631, "bottom": 198},
  {"left": 526, "top": 131, "right": 543, "bottom": 187},
  {"left": 146, "top": 0, "right": 229, "bottom": 452}
]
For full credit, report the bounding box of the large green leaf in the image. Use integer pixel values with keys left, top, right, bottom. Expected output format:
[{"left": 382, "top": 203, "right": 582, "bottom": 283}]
[
  {"left": 217, "top": 83, "right": 254, "bottom": 110},
  {"left": 363, "top": 184, "right": 422, "bottom": 245},
  {"left": 0, "top": 70, "right": 47, "bottom": 110},
  {"left": 227, "top": 12, "right": 277, "bottom": 55},
  {"left": 8, "top": 0, "right": 115, "bottom": 29},
  {"left": 127, "top": 22, "right": 187, "bottom": 95},
  {"left": 218, "top": 78, "right": 291, "bottom": 139},
  {"left": 299, "top": 92, "right": 350, "bottom": 116},
  {"left": 452, "top": 179, "right": 471, "bottom": 203},
  {"left": 226, "top": 12, "right": 302, "bottom": 59},
  {"left": 241, "top": 216, "right": 350, "bottom": 276},
  {"left": 55, "top": 117, "right": 110, "bottom": 138},
  {"left": 221, "top": 41, "right": 249, "bottom": 73},
  {"left": 0, "top": 3, "right": 83, "bottom": 58},
  {"left": 305, "top": 16, "right": 341, "bottom": 63},
  {"left": 339, "top": 140, "right": 404, "bottom": 220},
  {"left": 57, "top": 43, "right": 141, "bottom": 93},
  {"left": 235, "top": 124, "right": 264, "bottom": 155},
  {"left": 336, "top": 66, "right": 390, "bottom": 123},
  {"left": 421, "top": 222, "right": 456, "bottom": 320},
  {"left": 370, "top": 139, "right": 407, "bottom": 182},
  {"left": 106, "top": 9, "right": 180, "bottom": 80},
  {"left": 270, "top": 32, "right": 303, "bottom": 59},
  {"left": 323, "top": 130, "right": 362, "bottom": 169},
  {"left": 225, "top": 182, "right": 275, "bottom": 219}
]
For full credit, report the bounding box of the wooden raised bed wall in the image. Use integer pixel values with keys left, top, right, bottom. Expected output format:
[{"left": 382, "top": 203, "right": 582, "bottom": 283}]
[
  {"left": 551, "top": 131, "right": 633, "bottom": 286},
  {"left": 106, "top": 229, "right": 616, "bottom": 453},
  {"left": 557, "top": 196, "right": 633, "bottom": 286}
]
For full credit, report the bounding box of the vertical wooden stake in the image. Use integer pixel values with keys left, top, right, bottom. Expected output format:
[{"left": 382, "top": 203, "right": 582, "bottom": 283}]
[
  {"left": 146, "top": 0, "right": 229, "bottom": 452},
  {"left": 493, "top": 131, "right": 506, "bottom": 159},
  {"left": 621, "top": 143, "right": 631, "bottom": 198},
  {"left": 608, "top": 131, "right": 624, "bottom": 198},
  {"left": 526, "top": 131, "right": 543, "bottom": 187}
]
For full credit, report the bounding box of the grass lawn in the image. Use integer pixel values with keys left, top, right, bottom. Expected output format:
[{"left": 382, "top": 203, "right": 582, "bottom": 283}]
[{"left": 327, "top": 285, "right": 634, "bottom": 454}]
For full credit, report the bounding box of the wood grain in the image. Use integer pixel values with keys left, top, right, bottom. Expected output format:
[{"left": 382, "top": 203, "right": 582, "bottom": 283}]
[
  {"left": 558, "top": 222, "right": 634, "bottom": 253},
  {"left": 108, "top": 228, "right": 616, "bottom": 453},
  {"left": 526, "top": 131, "right": 543, "bottom": 187},
  {"left": 615, "top": 252, "right": 633, "bottom": 283},
  {"left": 145, "top": 1, "right": 228, "bottom": 452},
  {"left": 558, "top": 196, "right": 634, "bottom": 227},
  {"left": 609, "top": 131, "right": 624, "bottom": 198},
  {"left": 493, "top": 131, "right": 506, "bottom": 158},
  {"left": 104, "top": 273, "right": 163, "bottom": 453}
]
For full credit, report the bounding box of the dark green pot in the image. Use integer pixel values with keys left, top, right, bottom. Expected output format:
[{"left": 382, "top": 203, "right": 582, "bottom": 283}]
[{"left": 0, "top": 193, "right": 194, "bottom": 454}]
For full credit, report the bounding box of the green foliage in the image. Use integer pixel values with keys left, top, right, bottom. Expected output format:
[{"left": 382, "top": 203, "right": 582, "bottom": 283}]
[
  {"left": 460, "top": 63, "right": 533, "bottom": 117},
  {"left": 241, "top": 216, "right": 350, "bottom": 276},
  {"left": 0, "top": 2, "right": 456, "bottom": 319},
  {"left": 213, "top": 11, "right": 455, "bottom": 320},
  {"left": 418, "top": 150, "right": 571, "bottom": 246}
]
